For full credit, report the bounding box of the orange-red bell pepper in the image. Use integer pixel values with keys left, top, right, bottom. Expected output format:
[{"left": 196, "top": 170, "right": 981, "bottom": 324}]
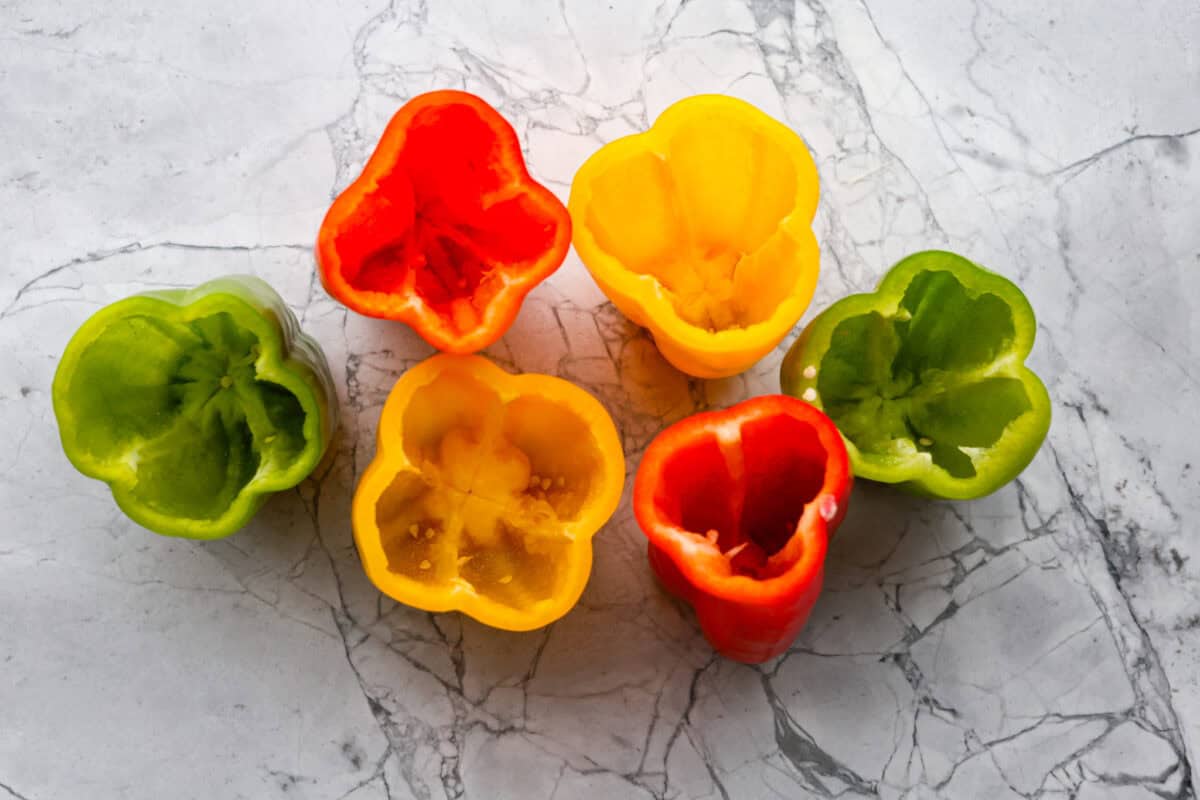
[
  {"left": 352, "top": 354, "right": 624, "bottom": 630},
  {"left": 317, "top": 91, "right": 571, "bottom": 353},
  {"left": 634, "top": 395, "right": 851, "bottom": 662}
]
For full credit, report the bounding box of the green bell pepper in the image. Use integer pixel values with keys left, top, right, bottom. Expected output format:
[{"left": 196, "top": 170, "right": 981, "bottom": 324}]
[
  {"left": 53, "top": 275, "right": 337, "bottom": 539},
  {"left": 781, "top": 250, "right": 1050, "bottom": 499}
]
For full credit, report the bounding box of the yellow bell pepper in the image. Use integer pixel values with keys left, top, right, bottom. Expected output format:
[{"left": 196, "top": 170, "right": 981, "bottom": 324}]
[
  {"left": 568, "top": 95, "right": 821, "bottom": 378},
  {"left": 352, "top": 354, "right": 625, "bottom": 630}
]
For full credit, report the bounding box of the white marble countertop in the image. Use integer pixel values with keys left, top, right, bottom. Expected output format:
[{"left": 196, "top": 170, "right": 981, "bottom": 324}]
[{"left": 3, "top": 1, "right": 1198, "bottom": 798}]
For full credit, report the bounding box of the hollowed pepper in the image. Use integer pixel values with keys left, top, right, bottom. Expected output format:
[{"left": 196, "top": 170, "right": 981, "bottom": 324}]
[
  {"left": 781, "top": 250, "right": 1051, "bottom": 499},
  {"left": 633, "top": 395, "right": 851, "bottom": 663},
  {"left": 569, "top": 94, "right": 820, "bottom": 378},
  {"left": 353, "top": 354, "right": 624, "bottom": 630},
  {"left": 52, "top": 276, "right": 337, "bottom": 539},
  {"left": 317, "top": 90, "right": 571, "bottom": 353}
]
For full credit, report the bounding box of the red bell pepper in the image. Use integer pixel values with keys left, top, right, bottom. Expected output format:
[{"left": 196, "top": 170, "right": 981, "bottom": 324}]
[
  {"left": 317, "top": 90, "right": 571, "bottom": 353},
  {"left": 633, "top": 395, "right": 851, "bottom": 663}
]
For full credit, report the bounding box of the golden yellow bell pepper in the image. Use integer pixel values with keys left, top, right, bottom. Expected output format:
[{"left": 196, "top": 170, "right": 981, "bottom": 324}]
[
  {"left": 568, "top": 95, "right": 821, "bottom": 378},
  {"left": 352, "top": 354, "right": 625, "bottom": 630}
]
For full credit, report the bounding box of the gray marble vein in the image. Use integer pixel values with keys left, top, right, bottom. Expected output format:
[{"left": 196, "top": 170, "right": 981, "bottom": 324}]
[{"left": 1, "top": 0, "right": 1197, "bottom": 798}]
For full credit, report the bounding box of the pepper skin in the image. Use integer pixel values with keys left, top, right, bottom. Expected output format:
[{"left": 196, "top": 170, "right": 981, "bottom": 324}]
[
  {"left": 52, "top": 276, "right": 337, "bottom": 539},
  {"left": 352, "top": 354, "right": 624, "bottom": 630},
  {"left": 317, "top": 90, "right": 571, "bottom": 353},
  {"left": 568, "top": 94, "right": 820, "bottom": 378},
  {"left": 633, "top": 395, "right": 851, "bottom": 663},
  {"left": 781, "top": 250, "right": 1051, "bottom": 500}
]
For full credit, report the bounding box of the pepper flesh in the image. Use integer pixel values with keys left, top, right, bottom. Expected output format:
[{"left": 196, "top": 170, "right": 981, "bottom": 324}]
[
  {"left": 633, "top": 395, "right": 851, "bottom": 663},
  {"left": 317, "top": 90, "right": 571, "bottom": 353},
  {"left": 569, "top": 94, "right": 820, "bottom": 378},
  {"left": 52, "top": 276, "right": 337, "bottom": 539},
  {"left": 781, "top": 250, "right": 1051, "bottom": 499},
  {"left": 352, "top": 354, "right": 624, "bottom": 630}
]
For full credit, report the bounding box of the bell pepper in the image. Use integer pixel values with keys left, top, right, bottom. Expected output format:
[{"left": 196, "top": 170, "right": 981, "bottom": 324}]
[
  {"left": 568, "top": 94, "right": 821, "bottom": 378},
  {"left": 633, "top": 395, "right": 851, "bottom": 663},
  {"left": 52, "top": 276, "right": 337, "bottom": 539},
  {"left": 317, "top": 90, "right": 571, "bottom": 353},
  {"left": 352, "top": 354, "right": 624, "bottom": 630},
  {"left": 781, "top": 250, "right": 1051, "bottom": 500}
]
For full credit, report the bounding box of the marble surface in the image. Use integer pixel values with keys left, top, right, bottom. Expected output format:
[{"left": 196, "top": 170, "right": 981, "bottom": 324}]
[{"left": 2, "top": 1, "right": 1198, "bottom": 797}]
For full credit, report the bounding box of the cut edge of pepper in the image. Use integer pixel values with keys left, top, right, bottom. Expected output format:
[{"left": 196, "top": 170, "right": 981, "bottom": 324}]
[
  {"left": 52, "top": 277, "right": 335, "bottom": 540},
  {"left": 633, "top": 395, "right": 850, "bottom": 606},
  {"left": 351, "top": 354, "right": 625, "bottom": 631},
  {"left": 780, "top": 250, "right": 1050, "bottom": 498},
  {"left": 567, "top": 95, "right": 822, "bottom": 376},
  {"left": 316, "top": 91, "right": 572, "bottom": 354}
]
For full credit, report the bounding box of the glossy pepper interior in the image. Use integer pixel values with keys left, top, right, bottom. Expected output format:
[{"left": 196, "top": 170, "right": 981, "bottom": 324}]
[
  {"left": 652, "top": 414, "right": 829, "bottom": 573},
  {"left": 318, "top": 90, "right": 571, "bottom": 353},
  {"left": 353, "top": 355, "right": 624, "bottom": 630},
  {"left": 52, "top": 276, "right": 337, "bottom": 539},
  {"left": 781, "top": 250, "right": 1051, "bottom": 499},
  {"left": 635, "top": 395, "right": 851, "bottom": 663},
  {"left": 569, "top": 94, "right": 820, "bottom": 378}
]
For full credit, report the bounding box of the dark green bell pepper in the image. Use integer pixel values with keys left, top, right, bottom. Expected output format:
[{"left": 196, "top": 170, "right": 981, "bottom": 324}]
[
  {"left": 53, "top": 275, "right": 337, "bottom": 538},
  {"left": 781, "top": 250, "right": 1050, "bottom": 499}
]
